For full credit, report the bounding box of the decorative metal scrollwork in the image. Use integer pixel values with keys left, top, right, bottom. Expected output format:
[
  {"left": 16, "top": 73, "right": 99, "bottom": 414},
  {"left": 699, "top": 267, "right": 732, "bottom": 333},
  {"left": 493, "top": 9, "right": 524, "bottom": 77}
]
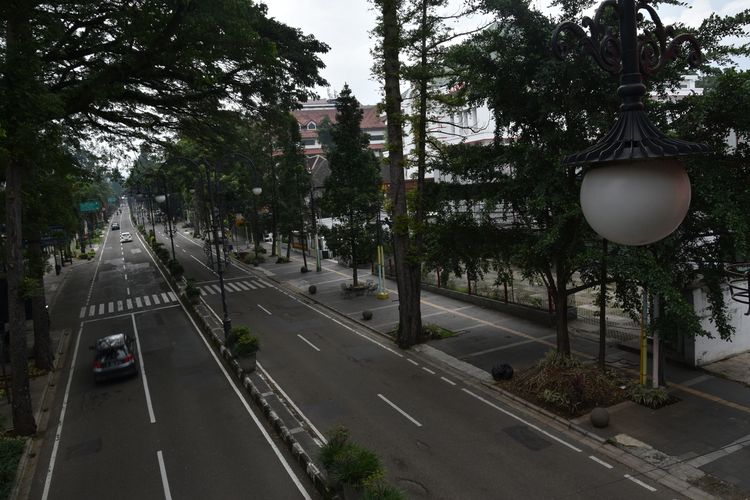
[{"left": 552, "top": 0, "right": 703, "bottom": 76}]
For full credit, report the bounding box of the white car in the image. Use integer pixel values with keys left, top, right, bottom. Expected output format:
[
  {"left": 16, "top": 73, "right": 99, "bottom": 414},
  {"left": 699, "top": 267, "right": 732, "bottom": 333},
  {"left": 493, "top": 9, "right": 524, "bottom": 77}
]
[{"left": 120, "top": 232, "right": 132, "bottom": 243}]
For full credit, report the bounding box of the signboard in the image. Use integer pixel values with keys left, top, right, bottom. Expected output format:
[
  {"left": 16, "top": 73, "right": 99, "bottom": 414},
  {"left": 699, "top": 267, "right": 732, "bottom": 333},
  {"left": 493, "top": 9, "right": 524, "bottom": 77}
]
[
  {"left": 79, "top": 200, "right": 100, "bottom": 212},
  {"left": 107, "top": 196, "right": 117, "bottom": 204}
]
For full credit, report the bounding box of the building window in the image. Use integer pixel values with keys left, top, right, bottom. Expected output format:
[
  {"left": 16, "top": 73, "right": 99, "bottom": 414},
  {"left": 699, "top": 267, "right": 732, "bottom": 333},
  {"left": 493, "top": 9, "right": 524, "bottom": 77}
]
[
  {"left": 368, "top": 134, "right": 385, "bottom": 141},
  {"left": 302, "top": 138, "right": 316, "bottom": 146},
  {"left": 307, "top": 122, "right": 317, "bottom": 130}
]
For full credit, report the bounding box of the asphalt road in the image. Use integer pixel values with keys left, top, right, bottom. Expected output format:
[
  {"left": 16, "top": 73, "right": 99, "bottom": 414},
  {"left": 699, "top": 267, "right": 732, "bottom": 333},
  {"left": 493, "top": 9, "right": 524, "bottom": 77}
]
[
  {"left": 29, "top": 208, "right": 313, "bottom": 500},
  {"left": 168, "top": 226, "right": 683, "bottom": 499}
]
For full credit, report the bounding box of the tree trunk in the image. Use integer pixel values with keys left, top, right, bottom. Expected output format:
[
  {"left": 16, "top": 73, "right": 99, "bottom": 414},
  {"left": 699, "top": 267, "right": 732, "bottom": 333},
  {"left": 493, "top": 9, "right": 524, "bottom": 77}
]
[
  {"left": 598, "top": 239, "right": 608, "bottom": 371},
  {"left": 555, "top": 262, "right": 571, "bottom": 356},
  {"left": 28, "top": 238, "right": 53, "bottom": 371},
  {"left": 5, "top": 4, "right": 37, "bottom": 436},
  {"left": 350, "top": 212, "right": 357, "bottom": 285},
  {"left": 380, "top": 0, "right": 422, "bottom": 348},
  {"left": 286, "top": 232, "right": 292, "bottom": 259}
]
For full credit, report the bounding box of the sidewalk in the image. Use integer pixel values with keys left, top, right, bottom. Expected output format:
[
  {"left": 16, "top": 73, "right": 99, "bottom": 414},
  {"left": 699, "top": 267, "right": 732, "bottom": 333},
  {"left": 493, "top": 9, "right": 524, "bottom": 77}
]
[{"left": 252, "top": 243, "right": 750, "bottom": 499}]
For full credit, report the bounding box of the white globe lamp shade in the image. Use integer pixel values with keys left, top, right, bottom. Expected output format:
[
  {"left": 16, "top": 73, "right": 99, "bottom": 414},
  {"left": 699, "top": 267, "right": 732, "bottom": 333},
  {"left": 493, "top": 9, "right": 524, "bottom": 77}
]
[
  {"left": 252, "top": 187, "right": 262, "bottom": 196},
  {"left": 580, "top": 158, "right": 691, "bottom": 246},
  {"left": 154, "top": 194, "right": 166, "bottom": 203}
]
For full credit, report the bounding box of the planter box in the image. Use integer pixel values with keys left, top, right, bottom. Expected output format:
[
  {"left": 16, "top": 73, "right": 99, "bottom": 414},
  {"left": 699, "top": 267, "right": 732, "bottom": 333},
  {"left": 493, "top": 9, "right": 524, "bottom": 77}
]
[{"left": 236, "top": 353, "right": 257, "bottom": 373}]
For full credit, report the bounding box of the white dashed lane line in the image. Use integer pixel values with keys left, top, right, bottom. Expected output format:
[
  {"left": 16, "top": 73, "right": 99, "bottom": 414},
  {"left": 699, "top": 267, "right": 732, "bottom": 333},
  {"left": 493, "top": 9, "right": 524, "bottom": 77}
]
[
  {"left": 589, "top": 455, "right": 613, "bottom": 469},
  {"left": 440, "top": 376, "right": 456, "bottom": 386},
  {"left": 297, "top": 334, "right": 321, "bottom": 352},
  {"left": 624, "top": 474, "right": 657, "bottom": 492},
  {"left": 406, "top": 358, "right": 419, "bottom": 367}
]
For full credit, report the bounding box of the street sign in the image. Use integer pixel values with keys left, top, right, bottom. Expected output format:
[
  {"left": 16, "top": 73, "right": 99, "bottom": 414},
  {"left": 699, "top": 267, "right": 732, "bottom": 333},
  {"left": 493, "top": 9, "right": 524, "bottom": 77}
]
[
  {"left": 79, "top": 200, "right": 100, "bottom": 212},
  {"left": 107, "top": 196, "right": 117, "bottom": 204}
]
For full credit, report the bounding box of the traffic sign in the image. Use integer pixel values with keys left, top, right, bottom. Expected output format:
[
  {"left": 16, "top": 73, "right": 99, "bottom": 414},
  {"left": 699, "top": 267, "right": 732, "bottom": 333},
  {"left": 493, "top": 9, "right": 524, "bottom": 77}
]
[{"left": 79, "top": 200, "right": 100, "bottom": 212}]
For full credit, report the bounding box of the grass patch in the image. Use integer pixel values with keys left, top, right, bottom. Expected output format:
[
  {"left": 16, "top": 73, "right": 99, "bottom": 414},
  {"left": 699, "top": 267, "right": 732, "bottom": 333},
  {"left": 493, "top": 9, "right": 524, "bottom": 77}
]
[
  {"left": 0, "top": 437, "right": 25, "bottom": 500},
  {"left": 496, "top": 350, "right": 629, "bottom": 417},
  {"left": 422, "top": 323, "right": 456, "bottom": 340}
]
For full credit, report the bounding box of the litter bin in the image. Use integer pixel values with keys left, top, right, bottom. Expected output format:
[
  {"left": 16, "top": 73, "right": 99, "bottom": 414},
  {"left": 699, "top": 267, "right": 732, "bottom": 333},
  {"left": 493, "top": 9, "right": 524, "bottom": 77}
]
[{"left": 322, "top": 250, "right": 329, "bottom": 259}]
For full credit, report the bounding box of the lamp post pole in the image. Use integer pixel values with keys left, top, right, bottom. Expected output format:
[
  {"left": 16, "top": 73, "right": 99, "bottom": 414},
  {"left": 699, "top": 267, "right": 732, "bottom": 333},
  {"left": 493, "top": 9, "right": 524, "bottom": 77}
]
[{"left": 205, "top": 165, "right": 232, "bottom": 337}]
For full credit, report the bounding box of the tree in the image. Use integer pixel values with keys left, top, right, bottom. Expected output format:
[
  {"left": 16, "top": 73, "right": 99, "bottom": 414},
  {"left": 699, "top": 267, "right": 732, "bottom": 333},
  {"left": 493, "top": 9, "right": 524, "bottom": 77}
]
[
  {"left": 320, "top": 85, "right": 382, "bottom": 285},
  {"left": 0, "top": 0, "right": 327, "bottom": 435}
]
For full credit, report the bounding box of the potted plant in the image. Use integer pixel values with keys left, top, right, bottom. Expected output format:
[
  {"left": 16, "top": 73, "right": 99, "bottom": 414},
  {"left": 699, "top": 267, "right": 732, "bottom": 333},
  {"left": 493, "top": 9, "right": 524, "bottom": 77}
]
[
  {"left": 228, "top": 325, "right": 259, "bottom": 373},
  {"left": 183, "top": 278, "right": 201, "bottom": 304}
]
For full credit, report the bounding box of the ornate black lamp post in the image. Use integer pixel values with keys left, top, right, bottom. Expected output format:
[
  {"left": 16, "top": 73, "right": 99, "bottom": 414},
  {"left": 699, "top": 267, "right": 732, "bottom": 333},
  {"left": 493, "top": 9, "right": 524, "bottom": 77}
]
[{"left": 552, "top": 0, "right": 709, "bottom": 246}]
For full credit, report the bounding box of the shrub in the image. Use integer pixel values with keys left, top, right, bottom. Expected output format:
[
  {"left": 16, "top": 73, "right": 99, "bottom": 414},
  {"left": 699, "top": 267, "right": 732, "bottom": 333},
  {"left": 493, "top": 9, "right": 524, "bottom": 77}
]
[
  {"left": 78, "top": 253, "right": 89, "bottom": 260},
  {"left": 320, "top": 427, "right": 384, "bottom": 489},
  {"left": 155, "top": 246, "right": 170, "bottom": 263},
  {"left": 300, "top": 266, "right": 309, "bottom": 273},
  {"left": 228, "top": 326, "right": 259, "bottom": 358},
  {"left": 629, "top": 384, "right": 672, "bottom": 409},
  {"left": 0, "top": 437, "right": 26, "bottom": 499},
  {"left": 167, "top": 259, "right": 184, "bottom": 278},
  {"left": 363, "top": 474, "right": 406, "bottom": 500},
  {"left": 276, "top": 256, "right": 290, "bottom": 264},
  {"left": 422, "top": 324, "right": 455, "bottom": 339},
  {"left": 320, "top": 427, "right": 351, "bottom": 470},
  {"left": 184, "top": 278, "right": 200, "bottom": 303}
]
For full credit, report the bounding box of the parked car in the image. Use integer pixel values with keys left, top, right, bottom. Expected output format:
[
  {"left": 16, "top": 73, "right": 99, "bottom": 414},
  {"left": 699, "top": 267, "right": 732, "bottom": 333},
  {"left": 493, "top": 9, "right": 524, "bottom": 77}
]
[
  {"left": 111, "top": 222, "right": 120, "bottom": 230},
  {"left": 120, "top": 231, "right": 132, "bottom": 243},
  {"left": 91, "top": 333, "right": 137, "bottom": 382}
]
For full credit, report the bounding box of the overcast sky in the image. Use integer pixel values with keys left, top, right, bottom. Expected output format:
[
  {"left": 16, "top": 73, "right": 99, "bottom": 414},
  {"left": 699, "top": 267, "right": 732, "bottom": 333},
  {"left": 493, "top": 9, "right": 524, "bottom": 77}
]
[{"left": 263, "top": 0, "right": 748, "bottom": 105}]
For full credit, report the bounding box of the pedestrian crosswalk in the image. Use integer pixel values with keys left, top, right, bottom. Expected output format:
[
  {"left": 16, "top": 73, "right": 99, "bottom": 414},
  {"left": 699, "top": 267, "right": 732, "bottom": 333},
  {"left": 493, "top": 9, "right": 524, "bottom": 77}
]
[
  {"left": 198, "top": 278, "right": 274, "bottom": 296},
  {"left": 80, "top": 291, "right": 179, "bottom": 319}
]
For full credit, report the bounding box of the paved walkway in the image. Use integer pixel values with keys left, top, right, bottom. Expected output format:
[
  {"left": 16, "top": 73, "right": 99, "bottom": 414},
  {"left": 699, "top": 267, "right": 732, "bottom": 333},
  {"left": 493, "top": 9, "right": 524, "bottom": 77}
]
[{"left": 253, "top": 243, "right": 750, "bottom": 499}]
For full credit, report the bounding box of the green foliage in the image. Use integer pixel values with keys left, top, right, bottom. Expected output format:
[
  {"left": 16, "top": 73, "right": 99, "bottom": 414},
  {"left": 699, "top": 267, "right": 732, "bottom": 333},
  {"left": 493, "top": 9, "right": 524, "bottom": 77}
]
[
  {"left": 167, "top": 259, "right": 184, "bottom": 279},
  {"left": 320, "top": 427, "right": 382, "bottom": 488},
  {"left": 184, "top": 278, "right": 201, "bottom": 302},
  {"left": 155, "top": 246, "right": 170, "bottom": 264},
  {"left": 228, "top": 326, "right": 259, "bottom": 358},
  {"left": 629, "top": 384, "right": 672, "bottom": 409},
  {"left": 0, "top": 437, "right": 25, "bottom": 500},
  {"left": 422, "top": 323, "right": 456, "bottom": 340},
  {"left": 362, "top": 472, "right": 406, "bottom": 500}
]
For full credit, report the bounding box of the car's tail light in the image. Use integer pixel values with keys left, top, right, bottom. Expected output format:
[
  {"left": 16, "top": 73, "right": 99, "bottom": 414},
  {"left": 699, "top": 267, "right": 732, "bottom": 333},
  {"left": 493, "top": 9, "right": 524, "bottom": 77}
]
[
  {"left": 123, "top": 354, "right": 135, "bottom": 363},
  {"left": 93, "top": 360, "right": 102, "bottom": 369}
]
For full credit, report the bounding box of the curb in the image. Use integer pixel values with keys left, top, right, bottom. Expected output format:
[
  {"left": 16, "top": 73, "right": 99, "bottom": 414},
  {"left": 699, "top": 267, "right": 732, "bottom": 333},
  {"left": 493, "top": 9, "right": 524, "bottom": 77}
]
[{"left": 236, "top": 255, "right": 716, "bottom": 499}]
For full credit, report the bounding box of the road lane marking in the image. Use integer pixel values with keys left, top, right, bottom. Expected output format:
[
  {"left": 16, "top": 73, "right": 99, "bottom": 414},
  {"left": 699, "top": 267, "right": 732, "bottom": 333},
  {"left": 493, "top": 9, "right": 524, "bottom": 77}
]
[
  {"left": 258, "top": 278, "right": 274, "bottom": 288},
  {"left": 257, "top": 362, "right": 328, "bottom": 446},
  {"left": 152, "top": 294, "right": 161, "bottom": 305},
  {"left": 422, "top": 367, "right": 436, "bottom": 375},
  {"left": 126, "top": 299, "right": 133, "bottom": 310},
  {"left": 131, "top": 314, "right": 156, "bottom": 423},
  {"left": 440, "top": 376, "right": 457, "bottom": 386},
  {"left": 589, "top": 455, "right": 613, "bottom": 469},
  {"left": 211, "top": 284, "right": 222, "bottom": 294},
  {"left": 378, "top": 394, "right": 422, "bottom": 427},
  {"left": 258, "top": 304, "right": 272, "bottom": 315},
  {"left": 137, "top": 227, "right": 313, "bottom": 500},
  {"left": 88, "top": 305, "right": 95, "bottom": 316},
  {"left": 108, "top": 302, "right": 114, "bottom": 313},
  {"left": 161, "top": 292, "right": 170, "bottom": 303},
  {"left": 168, "top": 292, "right": 177, "bottom": 301},
  {"left": 225, "top": 282, "right": 240, "bottom": 292},
  {"left": 98, "top": 303, "right": 105, "bottom": 315},
  {"left": 127, "top": 287, "right": 130, "bottom": 296},
  {"left": 407, "top": 358, "right": 419, "bottom": 366},
  {"left": 244, "top": 280, "right": 258, "bottom": 290},
  {"left": 461, "top": 388, "right": 582, "bottom": 452},
  {"left": 157, "top": 451, "right": 173, "bottom": 500},
  {"left": 190, "top": 254, "right": 217, "bottom": 276},
  {"left": 79, "top": 307, "right": 85, "bottom": 319},
  {"left": 181, "top": 248, "right": 186, "bottom": 253},
  {"left": 200, "top": 288, "right": 207, "bottom": 296},
  {"left": 234, "top": 281, "right": 249, "bottom": 291},
  {"left": 144, "top": 295, "right": 152, "bottom": 306},
  {"left": 135, "top": 297, "right": 143, "bottom": 308},
  {"left": 297, "top": 334, "right": 321, "bottom": 352},
  {"left": 624, "top": 475, "right": 657, "bottom": 492},
  {"left": 117, "top": 300, "right": 123, "bottom": 312}
]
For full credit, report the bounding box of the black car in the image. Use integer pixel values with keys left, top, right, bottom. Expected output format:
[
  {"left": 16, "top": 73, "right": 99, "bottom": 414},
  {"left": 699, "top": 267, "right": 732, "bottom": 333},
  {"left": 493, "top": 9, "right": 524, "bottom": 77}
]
[
  {"left": 111, "top": 222, "right": 120, "bottom": 230},
  {"left": 92, "top": 333, "right": 137, "bottom": 382}
]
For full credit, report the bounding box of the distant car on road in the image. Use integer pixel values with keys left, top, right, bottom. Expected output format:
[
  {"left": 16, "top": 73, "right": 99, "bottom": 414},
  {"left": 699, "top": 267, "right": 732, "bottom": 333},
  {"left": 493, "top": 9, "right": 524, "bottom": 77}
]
[
  {"left": 91, "top": 333, "right": 137, "bottom": 382},
  {"left": 120, "top": 231, "right": 132, "bottom": 243},
  {"left": 111, "top": 222, "right": 120, "bottom": 230}
]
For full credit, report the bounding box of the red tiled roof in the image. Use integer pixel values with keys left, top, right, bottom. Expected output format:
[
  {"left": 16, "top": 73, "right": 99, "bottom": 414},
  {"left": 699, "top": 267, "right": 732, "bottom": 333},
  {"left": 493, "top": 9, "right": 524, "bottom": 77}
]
[{"left": 293, "top": 104, "right": 385, "bottom": 132}]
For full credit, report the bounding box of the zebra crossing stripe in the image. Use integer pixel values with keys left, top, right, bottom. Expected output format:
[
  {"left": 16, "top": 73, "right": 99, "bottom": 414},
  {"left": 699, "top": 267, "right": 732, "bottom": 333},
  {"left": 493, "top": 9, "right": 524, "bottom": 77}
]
[
  {"left": 135, "top": 297, "right": 143, "bottom": 308},
  {"left": 243, "top": 281, "right": 258, "bottom": 290},
  {"left": 168, "top": 292, "right": 177, "bottom": 301},
  {"left": 108, "top": 302, "right": 114, "bottom": 313},
  {"left": 211, "top": 285, "right": 222, "bottom": 293},
  {"left": 98, "top": 303, "right": 105, "bottom": 315},
  {"left": 89, "top": 305, "right": 96, "bottom": 316},
  {"left": 234, "top": 282, "right": 249, "bottom": 291},
  {"left": 144, "top": 295, "right": 152, "bottom": 307},
  {"left": 161, "top": 292, "right": 170, "bottom": 303},
  {"left": 152, "top": 294, "right": 161, "bottom": 305},
  {"left": 258, "top": 279, "right": 274, "bottom": 288},
  {"left": 225, "top": 283, "right": 239, "bottom": 292},
  {"left": 126, "top": 299, "right": 133, "bottom": 310},
  {"left": 200, "top": 288, "right": 207, "bottom": 296},
  {"left": 79, "top": 307, "right": 86, "bottom": 319},
  {"left": 117, "top": 300, "right": 123, "bottom": 312}
]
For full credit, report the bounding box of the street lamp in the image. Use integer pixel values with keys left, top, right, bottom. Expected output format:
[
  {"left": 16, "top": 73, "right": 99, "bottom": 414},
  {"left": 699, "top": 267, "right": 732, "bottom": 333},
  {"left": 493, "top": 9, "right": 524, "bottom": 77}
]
[
  {"left": 155, "top": 189, "right": 176, "bottom": 261},
  {"left": 552, "top": 0, "right": 709, "bottom": 246}
]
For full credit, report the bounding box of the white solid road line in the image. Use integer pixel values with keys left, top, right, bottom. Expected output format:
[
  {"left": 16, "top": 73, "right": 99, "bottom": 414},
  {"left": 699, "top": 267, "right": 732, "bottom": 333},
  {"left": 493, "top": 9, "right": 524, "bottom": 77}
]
[
  {"left": 461, "top": 388, "right": 582, "bottom": 453},
  {"left": 190, "top": 254, "right": 217, "bottom": 275},
  {"left": 297, "top": 334, "right": 321, "bottom": 352},
  {"left": 378, "top": 394, "right": 423, "bottom": 427},
  {"left": 589, "top": 455, "right": 613, "bottom": 469},
  {"left": 131, "top": 314, "right": 156, "bottom": 424},
  {"left": 624, "top": 474, "right": 657, "bottom": 492},
  {"left": 258, "top": 304, "right": 272, "bottom": 315},
  {"left": 157, "top": 451, "right": 173, "bottom": 500}
]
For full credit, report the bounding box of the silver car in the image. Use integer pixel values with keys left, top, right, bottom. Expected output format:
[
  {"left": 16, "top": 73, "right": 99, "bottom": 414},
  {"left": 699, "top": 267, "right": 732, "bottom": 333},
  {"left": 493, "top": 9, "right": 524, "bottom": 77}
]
[{"left": 92, "top": 334, "right": 137, "bottom": 382}]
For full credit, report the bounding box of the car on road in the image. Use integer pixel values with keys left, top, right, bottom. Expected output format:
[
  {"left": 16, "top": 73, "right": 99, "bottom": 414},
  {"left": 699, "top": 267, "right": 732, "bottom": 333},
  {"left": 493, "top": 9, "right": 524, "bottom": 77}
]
[
  {"left": 120, "top": 231, "right": 132, "bottom": 243},
  {"left": 91, "top": 333, "right": 137, "bottom": 382},
  {"left": 111, "top": 222, "right": 120, "bottom": 230}
]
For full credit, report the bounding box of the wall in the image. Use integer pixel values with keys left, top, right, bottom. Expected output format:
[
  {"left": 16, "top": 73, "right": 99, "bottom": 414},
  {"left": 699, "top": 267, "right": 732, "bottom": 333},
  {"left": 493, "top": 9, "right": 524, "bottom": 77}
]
[{"left": 692, "top": 286, "right": 750, "bottom": 365}]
